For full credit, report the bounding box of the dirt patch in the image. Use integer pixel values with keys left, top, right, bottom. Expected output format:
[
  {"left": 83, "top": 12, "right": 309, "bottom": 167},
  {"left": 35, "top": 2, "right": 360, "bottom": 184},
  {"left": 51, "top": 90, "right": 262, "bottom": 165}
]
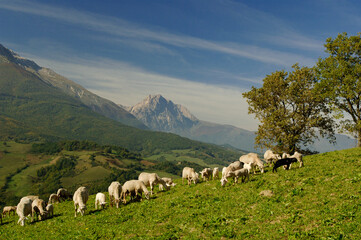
[
  {"left": 141, "top": 160, "right": 156, "bottom": 166},
  {"left": 259, "top": 190, "right": 274, "bottom": 197}
]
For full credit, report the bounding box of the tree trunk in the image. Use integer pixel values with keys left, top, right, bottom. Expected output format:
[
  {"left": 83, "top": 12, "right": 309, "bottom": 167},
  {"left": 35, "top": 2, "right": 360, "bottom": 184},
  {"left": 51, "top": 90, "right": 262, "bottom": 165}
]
[{"left": 358, "top": 131, "right": 361, "bottom": 147}]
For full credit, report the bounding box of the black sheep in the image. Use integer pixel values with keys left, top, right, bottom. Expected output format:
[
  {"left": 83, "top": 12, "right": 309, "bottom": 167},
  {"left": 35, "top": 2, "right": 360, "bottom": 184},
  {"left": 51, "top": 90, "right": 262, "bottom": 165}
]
[{"left": 273, "top": 158, "right": 298, "bottom": 173}]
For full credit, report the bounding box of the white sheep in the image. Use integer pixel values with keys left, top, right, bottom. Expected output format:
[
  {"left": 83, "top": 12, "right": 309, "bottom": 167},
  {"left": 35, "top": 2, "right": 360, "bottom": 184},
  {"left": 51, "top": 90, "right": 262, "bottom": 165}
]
[
  {"left": 2, "top": 206, "right": 17, "bottom": 217},
  {"left": 264, "top": 150, "right": 281, "bottom": 164},
  {"left": 16, "top": 197, "right": 33, "bottom": 226},
  {"left": 138, "top": 172, "right": 169, "bottom": 195},
  {"left": 108, "top": 181, "right": 122, "bottom": 208},
  {"left": 121, "top": 180, "right": 150, "bottom": 204},
  {"left": 46, "top": 204, "right": 54, "bottom": 218},
  {"left": 200, "top": 168, "right": 213, "bottom": 181},
  {"left": 225, "top": 168, "right": 249, "bottom": 183},
  {"left": 159, "top": 177, "right": 176, "bottom": 191},
  {"left": 95, "top": 192, "right": 107, "bottom": 209},
  {"left": 212, "top": 167, "right": 219, "bottom": 179},
  {"left": 48, "top": 193, "right": 59, "bottom": 204},
  {"left": 239, "top": 153, "right": 265, "bottom": 174},
  {"left": 57, "top": 188, "right": 70, "bottom": 202},
  {"left": 73, "top": 186, "right": 89, "bottom": 217},
  {"left": 32, "top": 198, "right": 47, "bottom": 221},
  {"left": 182, "top": 167, "right": 199, "bottom": 185}
]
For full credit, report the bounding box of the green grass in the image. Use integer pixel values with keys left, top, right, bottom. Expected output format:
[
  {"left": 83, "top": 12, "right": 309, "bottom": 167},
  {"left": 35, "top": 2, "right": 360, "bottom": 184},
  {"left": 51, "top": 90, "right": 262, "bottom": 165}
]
[{"left": 1, "top": 148, "right": 361, "bottom": 239}]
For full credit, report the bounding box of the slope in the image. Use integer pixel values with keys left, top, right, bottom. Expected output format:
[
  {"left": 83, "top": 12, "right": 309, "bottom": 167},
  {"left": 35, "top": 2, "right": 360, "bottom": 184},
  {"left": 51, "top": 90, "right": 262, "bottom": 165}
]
[
  {"left": 0, "top": 43, "right": 146, "bottom": 129},
  {"left": 0, "top": 62, "right": 240, "bottom": 164},
  {"left": 1, "top": 148, "right": 361, "bottom": 239}
]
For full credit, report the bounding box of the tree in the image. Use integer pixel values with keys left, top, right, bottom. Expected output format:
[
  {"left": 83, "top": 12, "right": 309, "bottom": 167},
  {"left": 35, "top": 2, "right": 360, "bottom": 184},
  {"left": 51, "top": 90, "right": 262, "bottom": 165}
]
[
  {"left": 243, "top": 64, "right": 335, "bottom": 153},
  {"left": 316, "top": 32, "right": 361, "bottom": 146}
]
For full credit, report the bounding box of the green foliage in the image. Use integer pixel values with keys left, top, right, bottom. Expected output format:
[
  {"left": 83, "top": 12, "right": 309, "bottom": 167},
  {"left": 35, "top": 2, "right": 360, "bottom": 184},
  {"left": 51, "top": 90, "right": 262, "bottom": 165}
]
[
  {"left": 316, "top": 32, "right": 361, "bottom": 146},
  {"left": 243, "top": 64, "right": 335, "bottom": 153}
]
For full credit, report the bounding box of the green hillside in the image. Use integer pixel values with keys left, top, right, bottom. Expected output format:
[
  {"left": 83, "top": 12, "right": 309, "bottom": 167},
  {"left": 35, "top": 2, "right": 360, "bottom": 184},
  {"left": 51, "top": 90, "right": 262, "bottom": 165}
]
[
  {"left": 0, "top": 62, "right": 242, "bottom": 162},
  {"left": 1, "top": 148, "right": 361, "bottom": 239},
  {"left": 0, "top": 141, "right": 217, "bottom": 206}
]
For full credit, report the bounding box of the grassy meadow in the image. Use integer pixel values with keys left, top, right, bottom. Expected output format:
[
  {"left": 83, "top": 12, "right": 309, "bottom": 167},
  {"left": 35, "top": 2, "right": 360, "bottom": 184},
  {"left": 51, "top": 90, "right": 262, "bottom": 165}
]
[{"left": 1, "top": 148, "right": 361, "bottom": 239}]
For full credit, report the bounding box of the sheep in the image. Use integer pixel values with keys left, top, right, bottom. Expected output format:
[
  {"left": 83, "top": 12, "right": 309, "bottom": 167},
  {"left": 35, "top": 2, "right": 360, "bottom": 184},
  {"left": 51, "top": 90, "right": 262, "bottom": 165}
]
[
  {"left": 57, "top": 188, "right": 70, "bottom": 202},
  {"left": 225, "top": 168, "right": 249, "bottom": 183},
  {"left": 291, "top": 151, "right": 303, "bottom": 168},
  {"left": 24, "top": 195, "right": 39, "bottom": 201},
  {"left": 73, "top": 186, "right": 89, "bottom": 217},
  {"left": 108, "top": 181, "right": 122, "bottom": 208},
  {"left": 2, "top": 206, "right": 17, "bottom": 217},
  {"left": 48, "top": 193, "right": 60, "bottom": 204},
  {"left": 138, "top": 172, "right": 169, "bottom": 195},
  {"left": 182, "top": 167, "right": 199, "bottom": 185},
  {"left": 239, "top": 153, "right": 265, "bottom": 174},
  {"left": 213, "top": 167, "right": 219, "bottom": 179},
  {"left": 95, "top": 192, "right": 107, "bottom": 209},
  {"left": 16, "top": 197, "right": 33, "bottom": 226},
  {"left": 46, "top": 204, "right": 54, "bottom": 218},
  {"left": 159, "top": 177, "right": 176, "bottom": 191},
  {"left": 282, "top": 153, "right": 291, "bottom": 159},
  {"left": 264, "top": 150, "right": 281, "bottom": 164},
  {"left": 273, "top": 158, "right": 298, "bottom": 172},
  {"left": 121, "top": 180, "right": 150, "bottom": 204},
  {"left": 200, "top": 168, "right": 213, "bottom": 181},
  {"left": 32, "top": 198, "right": 47, "bottom": 221}
]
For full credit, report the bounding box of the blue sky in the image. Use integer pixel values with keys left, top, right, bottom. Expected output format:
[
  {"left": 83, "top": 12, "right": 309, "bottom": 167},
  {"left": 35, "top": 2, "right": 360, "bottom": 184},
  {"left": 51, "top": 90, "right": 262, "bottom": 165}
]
[{"left": 1, "top": 0, "right": 361, "bottom": 131}]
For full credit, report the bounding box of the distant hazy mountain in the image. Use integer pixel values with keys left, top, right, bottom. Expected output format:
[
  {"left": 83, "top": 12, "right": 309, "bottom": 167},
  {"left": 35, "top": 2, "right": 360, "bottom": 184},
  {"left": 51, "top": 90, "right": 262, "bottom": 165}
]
[
  {"left": 0, "top": 44, "right": 146, "bottom": 129},
  {"left": 128, "top": 95, "right": 256, "bottom": 152},
  {"left": 0, "top": 43, "right": 242, "bottom": 166},
  {"left": 129, "top": 94, "right": 357, "bottom": 153}
]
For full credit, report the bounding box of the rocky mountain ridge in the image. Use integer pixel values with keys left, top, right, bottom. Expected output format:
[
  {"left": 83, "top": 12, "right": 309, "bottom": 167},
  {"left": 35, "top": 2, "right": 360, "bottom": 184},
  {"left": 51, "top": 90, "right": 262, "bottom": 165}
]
[{"left": 0, "top": 44, "right": 146, "bottom": 129}]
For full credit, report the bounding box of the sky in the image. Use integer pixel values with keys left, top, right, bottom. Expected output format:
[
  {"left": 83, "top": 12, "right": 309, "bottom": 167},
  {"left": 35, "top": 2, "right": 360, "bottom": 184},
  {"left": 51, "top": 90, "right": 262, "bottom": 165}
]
[{"left": 1, "top": 0, "right": 361, "bottom": 131}]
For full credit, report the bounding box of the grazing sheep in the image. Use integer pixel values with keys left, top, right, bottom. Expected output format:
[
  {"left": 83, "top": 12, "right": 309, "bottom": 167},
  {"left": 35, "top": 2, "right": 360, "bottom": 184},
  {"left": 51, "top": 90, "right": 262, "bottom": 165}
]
[
  {"left": 264, "top": 150, "right": 281, "bottom": 164},
  {"left": 226, "top": 168, "right": 249, "bottom": 183},
  {"left": 239, "top": 153, "right": 265, "bottom": 174},
  {"left": 95, "top": 193, "right": 107, "bottom": 209},
  {"left": 243, "top": 162, "right": 253, "bottom": 174},
  {"left": 108, "top": 181, "right": 122, "bottom": 208},
  {"left": 3, "top": 206, "right": 17, "bottom": 217},
  {"left": 273, "top": 158, "right": 298, "bottom": 172},
  {"left": 73, "top": 186, "right": 89, "bottom": 217},
  {"left": 291, "top": 151, "right": 303, "bottom": 168},
  {"left": 24, "top": 195, "right": 39, "bottom": 201},
  {"left": 16, "top": 197, "right": 33, "bottom": 226},
  {"left": 138, "top": 172, "right": 169, "bottom": 195},
  {"left": 46, "top": 204, "right": 54, "bottom": 218},
  {"left": 159, "top": 177, "right": 176, "bottom": 191},
  {"left": 200, "top": 168, "right": 213, "bottom": 181},
  {"left": 48, "top": 193, "right": 60, "bottom": 204},
  {"left": 182, "top": 167, "right": 199, "bottom": 185},
  {"left": 213, "top": 167, "right": 219, "bottom": 179},
  {"left": 32, "top": 198, "right": 47, "bottom": 221},
  {"left": 57, "top": 188, "right": 70, "bottom": 202},
  {"left": 121, "top": 180, "right": 150, "bottom": 204}
]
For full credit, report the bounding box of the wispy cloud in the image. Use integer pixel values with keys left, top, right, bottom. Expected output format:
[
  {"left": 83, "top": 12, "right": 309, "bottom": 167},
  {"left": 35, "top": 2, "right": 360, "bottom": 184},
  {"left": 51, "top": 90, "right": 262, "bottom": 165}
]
[
  {"left": 26, "top": 53, "right": 258, "bottom": 130},
  {"left": 0, "top": 0, "right": 315, "bottom": 67}
]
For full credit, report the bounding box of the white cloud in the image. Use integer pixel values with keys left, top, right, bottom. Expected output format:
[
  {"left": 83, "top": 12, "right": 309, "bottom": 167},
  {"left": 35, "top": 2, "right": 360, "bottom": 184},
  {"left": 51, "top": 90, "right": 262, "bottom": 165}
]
[
  {"left": 28, "top": 54, "right": 259, "bottom": 131},
  {"left": 0, "top": 0, "right": 316, "bottom": 67}
]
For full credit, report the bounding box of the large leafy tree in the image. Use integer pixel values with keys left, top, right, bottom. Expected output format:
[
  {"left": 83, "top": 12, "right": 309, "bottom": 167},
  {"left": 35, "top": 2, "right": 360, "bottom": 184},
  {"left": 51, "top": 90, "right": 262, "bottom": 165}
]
[
  {"left": 316, "top": 32, "right": 361, "bottom": 146},
  {"left": 243, "top": 64, "right": 335, "bottom": 153}
]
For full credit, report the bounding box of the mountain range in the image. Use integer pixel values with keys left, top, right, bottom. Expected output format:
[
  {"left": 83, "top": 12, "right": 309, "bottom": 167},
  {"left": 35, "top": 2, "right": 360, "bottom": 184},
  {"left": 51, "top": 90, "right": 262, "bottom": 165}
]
[
  {"left": 127, "top": 94, "right": 357, "bottom": 153},
  {"left": 0, "top": 43, "right": 241, "bottom": 165},
  {"left": 0, "top": 43, "right": 356, "bottom": 154}
]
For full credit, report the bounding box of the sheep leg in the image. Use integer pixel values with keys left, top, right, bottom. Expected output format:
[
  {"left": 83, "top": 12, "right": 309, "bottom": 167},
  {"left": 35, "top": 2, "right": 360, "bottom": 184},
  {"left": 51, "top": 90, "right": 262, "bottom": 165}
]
[{"left": 74, "top": 203, "right": 77, "bottom": 217}]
